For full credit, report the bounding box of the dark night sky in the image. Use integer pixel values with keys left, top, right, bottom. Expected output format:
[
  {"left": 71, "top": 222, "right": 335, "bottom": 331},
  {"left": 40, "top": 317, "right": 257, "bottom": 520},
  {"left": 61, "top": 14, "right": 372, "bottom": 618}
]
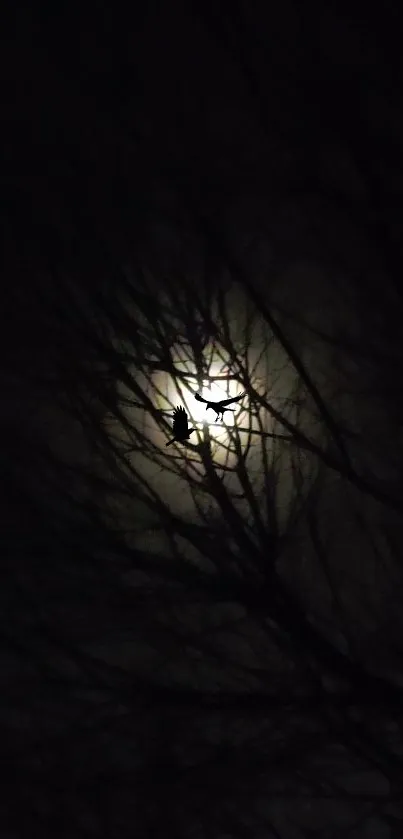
[
  {"left": 2, "top": 5, "right": 403, "bottom": 837},
  {"left": 3, "top": 4, "right": 403, "bottom": 298}
]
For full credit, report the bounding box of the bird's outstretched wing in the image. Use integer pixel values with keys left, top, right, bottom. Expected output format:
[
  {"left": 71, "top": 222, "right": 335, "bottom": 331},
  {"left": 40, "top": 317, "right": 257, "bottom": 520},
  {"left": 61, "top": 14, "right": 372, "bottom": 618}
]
[
  {"left": 194, "top": 391, "right": 246, "bottom": 407},
  {"left": 167, "top": 406, "right": 188, "bottom": 446},
  {"left": 172, "top": 405, "right": 189, "bottom": 438},
  {"left": 215, "top": 391, "right": 246, "bottom": 408}
]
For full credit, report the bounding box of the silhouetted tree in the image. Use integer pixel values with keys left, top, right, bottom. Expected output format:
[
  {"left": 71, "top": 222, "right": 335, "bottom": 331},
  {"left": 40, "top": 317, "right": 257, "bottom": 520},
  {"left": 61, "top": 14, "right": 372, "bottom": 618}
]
[{"left": 2, "top": 4, "right": 403, "bottom": 837}]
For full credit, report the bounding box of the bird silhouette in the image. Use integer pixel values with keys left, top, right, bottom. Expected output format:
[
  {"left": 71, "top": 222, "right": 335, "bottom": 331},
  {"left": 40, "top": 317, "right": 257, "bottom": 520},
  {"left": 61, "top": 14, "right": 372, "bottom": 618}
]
[
  {"left": 194, "top": 391, "right": 246, "bottom": 421},
  {"left": 166, "top": 406, "right": 196, "bottom": 446}
]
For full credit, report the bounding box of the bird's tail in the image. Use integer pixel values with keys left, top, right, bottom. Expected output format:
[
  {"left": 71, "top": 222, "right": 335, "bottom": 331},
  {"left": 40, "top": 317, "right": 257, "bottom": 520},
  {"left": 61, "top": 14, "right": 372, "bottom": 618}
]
[
  {"left": 194, "top": 393, "right": 204, "bottom": 403},
  {"left": 166, "top": 438, "right": 175, "bottom": 446}
]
